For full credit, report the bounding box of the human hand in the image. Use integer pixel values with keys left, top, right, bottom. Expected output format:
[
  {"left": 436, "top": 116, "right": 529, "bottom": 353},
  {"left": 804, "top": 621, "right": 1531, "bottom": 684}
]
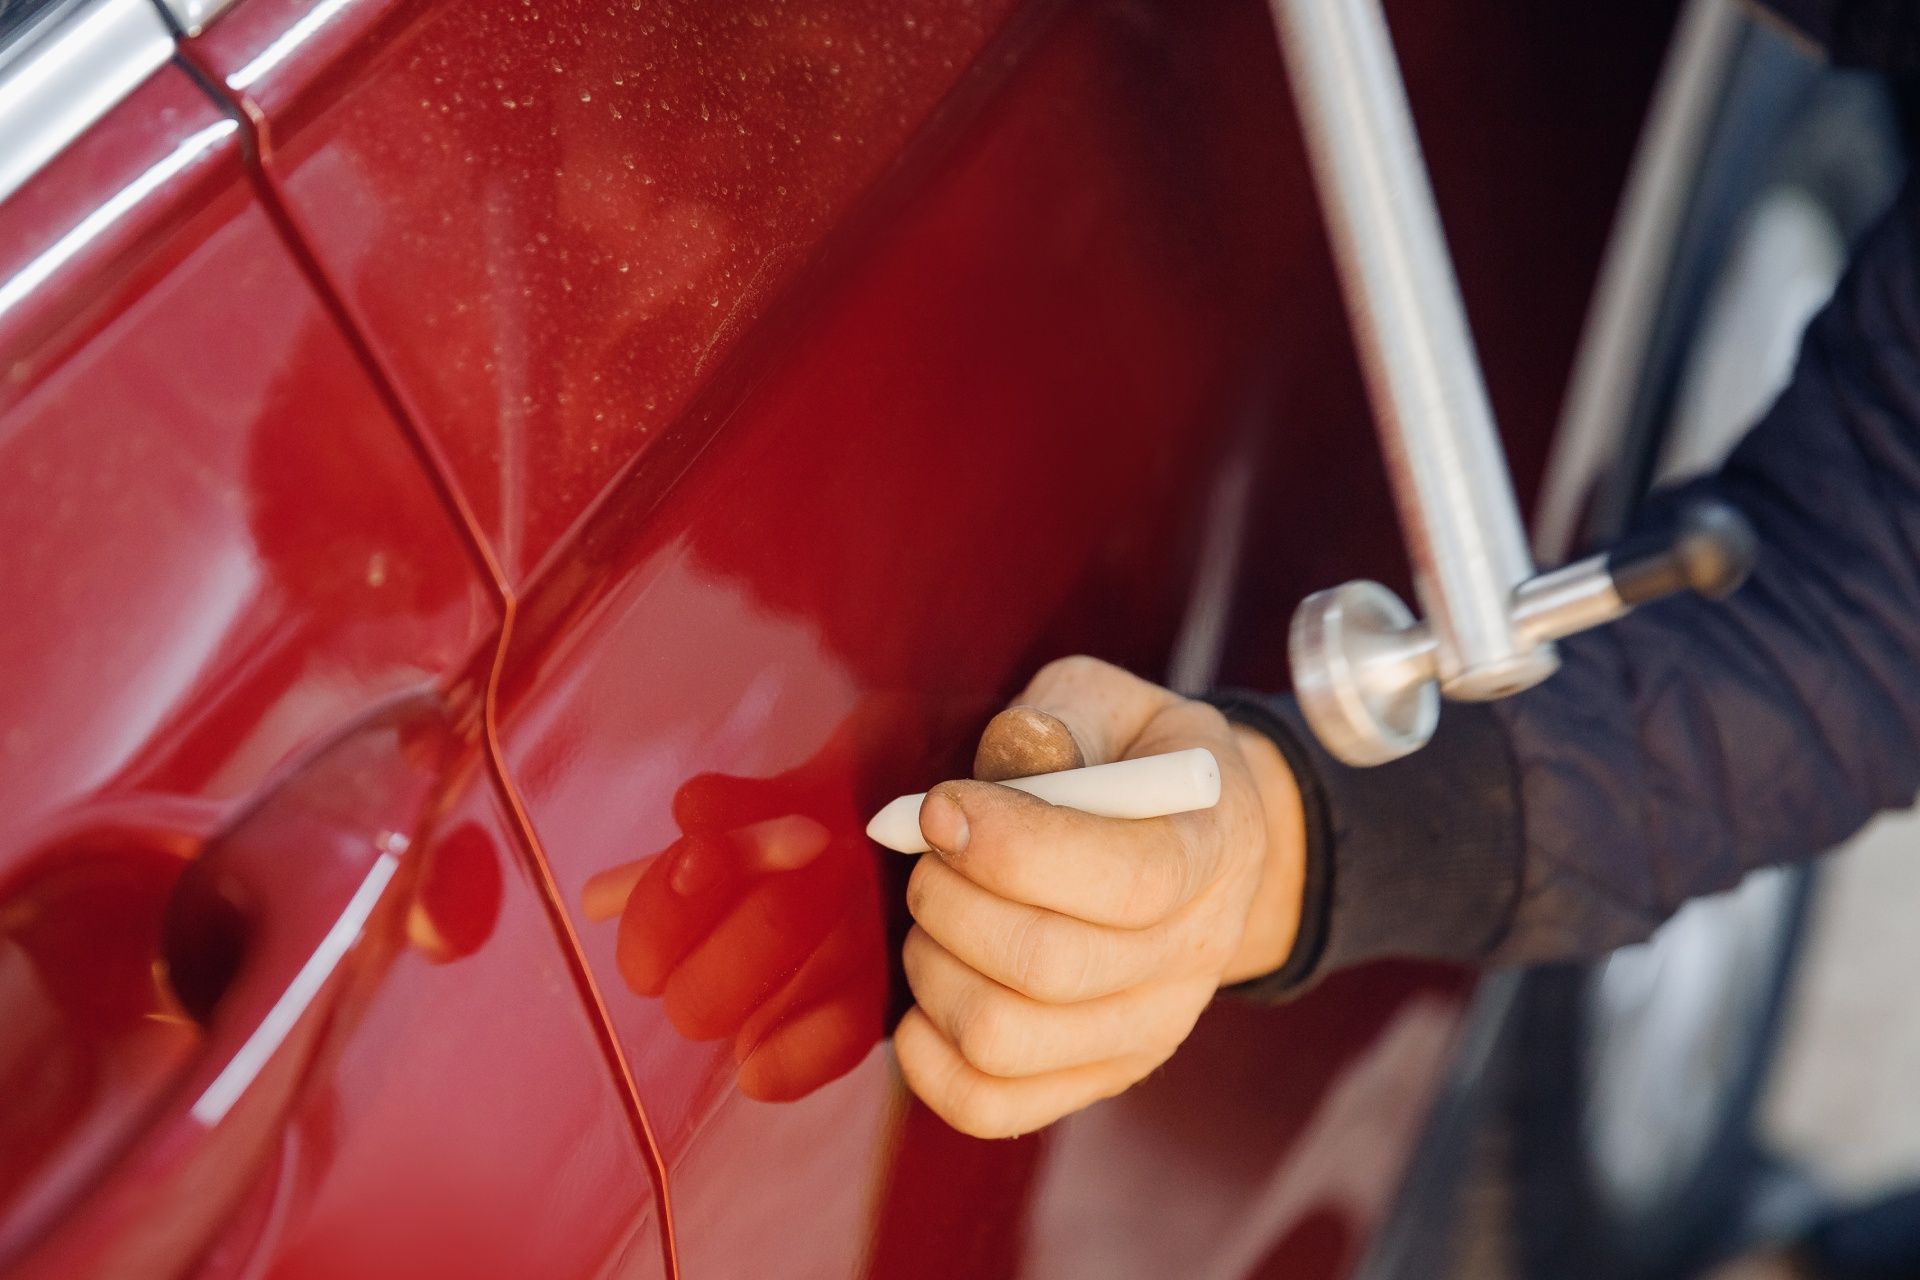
[
  {"left": 587, "top": 708, "right": 904, "bottom": 1104},
  {"left": 892, "top": 656, "right": 1307, "bottom": 1138}
]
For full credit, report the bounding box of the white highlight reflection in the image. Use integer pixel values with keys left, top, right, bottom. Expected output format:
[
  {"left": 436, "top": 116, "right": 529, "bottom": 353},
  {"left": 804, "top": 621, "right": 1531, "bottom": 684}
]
[
  {"left": 0, "top": 0, "right": 174, "bottom": 205},
  {"left": 0, "top": 120, "right": 235, "bottom": 322},
  {"left": 231, "top": 0, "right": 358, "bottom": 90},
  {"left": 192, "top": 845, "right": 402, "bottom": 1127}
]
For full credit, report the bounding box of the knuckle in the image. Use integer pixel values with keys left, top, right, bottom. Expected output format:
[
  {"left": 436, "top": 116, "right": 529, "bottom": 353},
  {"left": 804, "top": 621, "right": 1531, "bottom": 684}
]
[
  {"left": 900, "top": 927, "right": 934, "bottom": 990},
  {"left": 1009, "top": 912, "right": 1087, "bottom": 1002},
  {"left": 898, "top": 1013, "right": 977, "bottom": 1122},
  {"left": 1034, "top": 654, "right": 1105, "bottom": 687},
  {"left": 1029, "top": 655, "right": 1122, "bottom": 709},
  {"left": 1190, "top": 700, "right": 1231, "bottom": 738},
  {"left": 940, "top": 1074, "right": 1012, "bottom": 1139},
  {"left": 1193, "top": 926, "right": 1237, "bottom": 974},
  {"left": 955, "top": 993, "right": 1024, "bottom": 1078},
  {"left": 904, "top": 860, "right": 938, "bottom": 922},
  {"left": 1119, "top": 848, "right": 1186, "bottom": 927},
  {"left": 1172, "top": 906, "right": 1237, "bottom": 978},
  {"left": 894, "top": 1024, "right": 941, "bottom": 1099}
]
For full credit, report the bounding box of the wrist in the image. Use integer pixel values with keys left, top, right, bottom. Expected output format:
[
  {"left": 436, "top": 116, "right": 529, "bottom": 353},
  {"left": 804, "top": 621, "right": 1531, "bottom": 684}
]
[{"left": 1222, "top": 722, "right": 1307, "bottom": 984}]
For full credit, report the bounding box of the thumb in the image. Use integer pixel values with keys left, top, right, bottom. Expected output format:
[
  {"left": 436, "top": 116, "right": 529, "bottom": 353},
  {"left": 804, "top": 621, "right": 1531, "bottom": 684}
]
[{"left": 1001, "top": 656, "right": 1180, "bottom": 770}]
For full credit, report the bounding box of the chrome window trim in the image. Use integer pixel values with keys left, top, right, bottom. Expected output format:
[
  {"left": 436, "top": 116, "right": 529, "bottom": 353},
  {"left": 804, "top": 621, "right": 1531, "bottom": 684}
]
[{"left": 0, "top": 0, "right": 174, "bottom": 208}]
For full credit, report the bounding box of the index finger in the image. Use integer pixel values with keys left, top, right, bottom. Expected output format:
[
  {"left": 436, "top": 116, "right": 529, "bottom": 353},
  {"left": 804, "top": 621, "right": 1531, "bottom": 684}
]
[{"left": 917, "top": 778, "right": 1214, "bottom": 929}]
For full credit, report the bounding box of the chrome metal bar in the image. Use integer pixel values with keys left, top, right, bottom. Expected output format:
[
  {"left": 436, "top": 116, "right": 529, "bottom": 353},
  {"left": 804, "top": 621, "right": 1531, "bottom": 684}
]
[
  {"left": 1272, "top": 1, "right": 1760, "bottom": 765},
  {"left": 1268, "top": 0, "right": 1555, "bottom": 701},
  {"left": 0, "top": 0, "right": 173, "bottom": 208},
  {"left": 1512, "top": 555, "right": 1625, "bottom": 649}
]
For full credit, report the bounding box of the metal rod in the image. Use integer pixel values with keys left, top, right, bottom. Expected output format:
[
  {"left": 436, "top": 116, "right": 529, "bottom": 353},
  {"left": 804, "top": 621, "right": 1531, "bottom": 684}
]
[
  {"left": 1268, "top": 0, "right": 1556, "bottom": 700},
  {"left": 1511, "top": 555, "right": 1625, "bottom": 648}
]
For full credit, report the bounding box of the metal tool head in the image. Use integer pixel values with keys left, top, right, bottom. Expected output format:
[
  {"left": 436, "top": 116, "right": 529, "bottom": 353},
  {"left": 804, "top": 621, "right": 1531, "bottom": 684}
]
[{"left": 1289, "top": 581, "right": 1440, "bottom": 766}]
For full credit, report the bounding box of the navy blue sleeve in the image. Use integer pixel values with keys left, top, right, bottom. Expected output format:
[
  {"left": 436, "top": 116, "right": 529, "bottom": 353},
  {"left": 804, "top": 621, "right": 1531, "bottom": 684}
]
[{"left": 1220, "top": 182, "right": 1920, "bottom": 991}]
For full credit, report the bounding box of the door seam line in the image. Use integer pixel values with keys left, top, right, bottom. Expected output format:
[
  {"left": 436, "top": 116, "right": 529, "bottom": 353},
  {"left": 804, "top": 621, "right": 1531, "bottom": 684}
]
[{"left": 165, "top": 43, "right": 681, "bottom": 1278}]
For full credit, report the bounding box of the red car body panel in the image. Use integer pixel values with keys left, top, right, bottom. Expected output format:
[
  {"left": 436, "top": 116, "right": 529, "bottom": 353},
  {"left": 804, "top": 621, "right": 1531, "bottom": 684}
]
[
  {"left": 0, "top": 0, "right": 1677, "bottom": 1274},
  {"left": 190, "top": 0, "right": 1032, "bottom": 585}
]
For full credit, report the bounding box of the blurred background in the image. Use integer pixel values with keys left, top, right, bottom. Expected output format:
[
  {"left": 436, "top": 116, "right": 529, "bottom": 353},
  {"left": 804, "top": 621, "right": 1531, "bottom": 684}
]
[{"left": 1432, "top": 4, "right": 1920, "bottom": 1275}]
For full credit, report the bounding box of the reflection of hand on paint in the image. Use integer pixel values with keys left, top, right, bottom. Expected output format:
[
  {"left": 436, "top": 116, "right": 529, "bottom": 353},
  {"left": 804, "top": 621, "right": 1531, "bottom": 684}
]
[{"left": 584, "top": 725, "right": 895, "bottom": 1104}]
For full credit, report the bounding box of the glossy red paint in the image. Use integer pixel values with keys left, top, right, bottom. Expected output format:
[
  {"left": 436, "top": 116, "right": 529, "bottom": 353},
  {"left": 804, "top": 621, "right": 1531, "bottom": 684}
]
[
  {"left": 191, "top": 0, "right": 1040, "bottom": 584},
  {"left": 0, "top": 64, "right": 663, "bottom": 1277}
]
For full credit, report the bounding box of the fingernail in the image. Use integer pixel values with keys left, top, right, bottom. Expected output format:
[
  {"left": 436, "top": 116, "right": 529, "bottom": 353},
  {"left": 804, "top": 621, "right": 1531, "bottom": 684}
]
[{"left": 919, "top": 789, "right": 970, "bottom": 856}]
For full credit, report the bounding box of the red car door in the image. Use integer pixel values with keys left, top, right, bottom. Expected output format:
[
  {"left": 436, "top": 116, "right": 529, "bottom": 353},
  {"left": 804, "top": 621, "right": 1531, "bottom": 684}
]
[
  {"left": 482, "top": 1, "right": 1299, "bottom": 1268},
  {"left": 0, "top": 16, "right": 666, "bottom": 1277}
]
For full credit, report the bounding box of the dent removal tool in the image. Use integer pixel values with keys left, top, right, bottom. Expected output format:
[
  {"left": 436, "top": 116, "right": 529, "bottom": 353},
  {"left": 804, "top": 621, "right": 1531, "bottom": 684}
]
[{"left": 1268, "top": 0, "right": 1755, "bottom": 765}]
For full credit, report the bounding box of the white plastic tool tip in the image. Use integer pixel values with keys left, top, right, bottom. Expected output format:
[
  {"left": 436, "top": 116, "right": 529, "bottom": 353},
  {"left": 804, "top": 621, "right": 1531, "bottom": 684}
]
[{"left": 864, "top": 747, "right": 1221, "bottom": 854}]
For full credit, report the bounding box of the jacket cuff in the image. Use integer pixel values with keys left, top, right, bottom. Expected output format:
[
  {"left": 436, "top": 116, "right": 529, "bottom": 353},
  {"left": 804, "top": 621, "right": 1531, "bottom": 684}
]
[{"left": 1206, "top": 690, "right": 1526, "bottom": 998}]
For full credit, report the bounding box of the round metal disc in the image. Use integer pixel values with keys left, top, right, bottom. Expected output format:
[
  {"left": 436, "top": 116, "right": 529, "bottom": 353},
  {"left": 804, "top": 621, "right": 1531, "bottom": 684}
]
[{"left": 1288, "top": 581, "right": 1439, "bottom": 767}]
